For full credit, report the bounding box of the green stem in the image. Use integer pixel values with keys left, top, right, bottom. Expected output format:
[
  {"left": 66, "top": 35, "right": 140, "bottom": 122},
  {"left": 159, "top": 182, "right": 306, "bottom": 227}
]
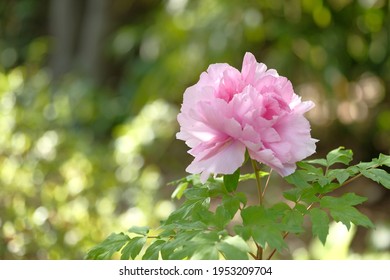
[
  {"left": 262, "top": 169, "right": 272, "bottom": 197},
  {"left": 250, "top": 159, "right": 264, "bottom": 260},
  {"left": 251, "top": 159, "right": 263, "bottom": 205}
]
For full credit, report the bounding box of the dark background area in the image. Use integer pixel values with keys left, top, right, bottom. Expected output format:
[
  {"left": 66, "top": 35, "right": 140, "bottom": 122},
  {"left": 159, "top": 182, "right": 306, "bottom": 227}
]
[{"left": 0, "top": 0, "right": 389, "bottom": 259}]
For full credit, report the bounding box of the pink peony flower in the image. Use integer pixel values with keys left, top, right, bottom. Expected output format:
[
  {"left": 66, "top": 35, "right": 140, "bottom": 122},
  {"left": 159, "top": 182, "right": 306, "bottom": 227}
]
[{"left": 177, "top": 52, "right": 317, "bottom": 183}]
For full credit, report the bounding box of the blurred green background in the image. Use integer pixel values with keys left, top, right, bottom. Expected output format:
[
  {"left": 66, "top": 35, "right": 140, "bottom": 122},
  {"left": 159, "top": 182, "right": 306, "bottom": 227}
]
[{"left": 0, "top": 0, "right": 389, "bottom": 259}]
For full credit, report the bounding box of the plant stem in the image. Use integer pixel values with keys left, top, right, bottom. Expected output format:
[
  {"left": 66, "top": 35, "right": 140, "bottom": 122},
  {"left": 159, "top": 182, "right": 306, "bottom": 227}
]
[
  {"left": 251, "top": 159, "right": 263, "bottom": 206},
  {"left": 262, "top": 169, "right": 272, "bottom": 197},
  {"left": 256, "top": 243, "right": 263, "bottom": 260},
  {"left": 250, "top": 159, "right": 264, "bottom": 260}
]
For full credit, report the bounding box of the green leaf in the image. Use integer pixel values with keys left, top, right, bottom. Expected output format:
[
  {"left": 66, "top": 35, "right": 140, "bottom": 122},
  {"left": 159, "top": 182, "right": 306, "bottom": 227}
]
[
  {"left": 241, "top": 206, "right": 287, "bottom": 252},
  {"left": 191, "top": 246, "right": 219, "bottom": 260},
  {"left": 305, "top": 158, "right": 328, "bottom": 166},
  {"left": 166, "top": 191, "right": 209, "bottom": 223},
  {"left": 282, "top": 209, "right": 304, "bottom": 234},
  {"left": 223, "top": 168, "right": 240, "bottom": 192},
  {"left": 361, "top": 168, "right": 390, "bottom": 189},
  {"left": 309, "top": 208, "right": 329, "bottom": 245},
  {"left": 239, "top": 171, "right": 269, "bottom": 181},
  {"left": 283, "top": 185, "right": 319, "bottom": 204},
  {"left": 221, "top": 195, "right": 241, "bottom": 218},
  {"left": 161, "top": 230, "right": 201, "bottom": 259},
  {"left": 184, "top": 187, "right": 209, "bottom": 200},
  {"left": 169, "top": 232, "right": 221, "bottom": 260},
  {"left": 120, "top": 236, "right": 146, "bottom": 260},
  {"left": 217, "top": 236, "right": 250, "bottom": 260},
  {"left": 142, "top": 239, "right": 165, "bottom": 260},
  {"left": 326, "top": 147, "right": 353, "bottom": 167},
  {"left": 128, "top": 226, "right": 149, "bottom": 236},
  {"left": 328, "top": 169, "right": 353, "bottom": 185},
  {"left": 376, "top": 154, "right": 390, "bottom": 167},
  {"left": 297, "top": 161, "right": 324, "bottom": 176},
  {"left": 86, "top": 233, "right": 130, "bottom": 260},
  {"left": 330, "top": 207, "right": 374, "bottom": 230},
  {"left": 321, "top": 193, "right": 367, "bottom": 207},
  {"left": 320, "top": 194, "right": 374, "bottom": 230},
  {"left": 214, "top": 205, "right": 232, "bottom": 229},
  {"left": 233, "top": 225, "right": 252, "bottom": 241},
  {"left": 171, "top": 182, "right": 188, "bottom": 199},
  {"left": 252, "top": 227, "right": 287, "bottom": 252},
  {"left": 285, "top": 170, "right": 313, "bottom": 188}
]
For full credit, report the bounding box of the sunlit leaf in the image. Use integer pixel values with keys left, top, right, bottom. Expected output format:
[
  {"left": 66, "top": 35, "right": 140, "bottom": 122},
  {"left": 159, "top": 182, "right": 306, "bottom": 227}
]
[
  {"left": 326, "top": 147, "right": 353, "bottom": 167},
  {"left": 120, "top": 236, "right": 146, "bottom": 260},
  {"left": 309, "top": 208, "right": 329, "bottom": 245},
  {"left": 171, "top": 182, "right": 189, "bottom": 199},
  {"left": 128, "top": 226, "right": 149, "bottom": 236},
  {"left": 376, "top": 154, "right": 390, "bottom": 167},
  {"left": 142, "top": 239, "right": 165, "bottom": 260},
  {"left": 320, "top": 194, "right": 373, "bottom": 230},
  {"left": 217, "top": 236, "right": 250, "bottom": 260},
  {"left": 86, "top": 233, "right": 130, "bottom": 260},
  {"left": 361, "top": 168, "right": 390, "bottom": 189}
]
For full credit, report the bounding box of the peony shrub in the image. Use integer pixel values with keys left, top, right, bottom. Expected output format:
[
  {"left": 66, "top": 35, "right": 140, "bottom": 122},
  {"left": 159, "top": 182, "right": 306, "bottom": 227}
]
[{"left": 87, "top": 53, "right": 390, "bottom": 260}]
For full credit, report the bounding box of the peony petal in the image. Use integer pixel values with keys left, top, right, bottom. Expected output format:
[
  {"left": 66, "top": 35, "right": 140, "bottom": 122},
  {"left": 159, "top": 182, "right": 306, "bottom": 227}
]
[{"left": 186, "top": 140, "right": 246, "bottom": 183}]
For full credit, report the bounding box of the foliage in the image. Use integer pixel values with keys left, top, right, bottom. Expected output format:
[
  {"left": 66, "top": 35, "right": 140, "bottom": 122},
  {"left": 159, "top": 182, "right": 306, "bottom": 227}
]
[{"left": 86, "top": 148, "right": 390, "bottom": 260}]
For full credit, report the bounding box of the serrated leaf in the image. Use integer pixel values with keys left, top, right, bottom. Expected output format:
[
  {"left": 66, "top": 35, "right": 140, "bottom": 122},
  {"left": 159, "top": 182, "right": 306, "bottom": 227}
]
[
  {"left": 241, "top": 206, "right": 287, "bottom": 252},
  {"left": 233, "top": 225, "right": 252, "bottom": 241},
  {"left": 285, "top": 170, "right": 313, "bottom": 188},
  {"left": 361, "top": 168, "right": 390, "bottom": 189},
  {"left": 309, "top": 208, "right": 329, "bottom": 245},
  {"left": 86, "top": 233, "right": 130, "bottom": 260},
  {"left": 377, "top": 154, "right": 390, "bottom": 167},
  {"left": 235, "top": 192, "right": 247, "bottom": 206},
  {"left": 171, "top": 221, "right": 207, "bottom": 231},
  {"left": 166, "top": 195, "right": 209, "bottom": 224},
  {"left": 223, "top": 168, "right": 240, "bottom": 192},
  {"left": 283, "top": 188, "right": 300, "bottom": 202},
  {"left": 326, "top": 147, "right": 353, "bottom": 167},
  {"left": 120, "top": 236, "right": 146, "bottom": 260},
  {"left": 171, "top": 182, "right": 188, "bottom": 199},
  {"left": 321, "top": 193, "right": 367, "bottom": 207},
  {"left": 221, "top": 195, "right": 241, "bottom": 218},
  {"left": 328, "top": 169, "right": 351, "bottom": 185},
  {"left": 161, "top": 231, "right": 201, "bottom": 259},
  {"left": 320, "top": 194, "right": 373, "bottom": 230},
  {"left": 128, "top": 226, "right": 149, "bottom": 236},
  {"left": 297, "top": 162, "right": 324, "bottom": 176},
  {"left": 142, "top": 239, "right": 166, "bottom": 260},
  {"left": 252, "top": 227, "right": 287, "bottom": 252},
  {"left": 214, "top": 206, "right": 231, "bottom": 229},
  {"left": 171, "top": 232, "right": 220, "bottom": 260},
  {"left": 330, "top": 207, "right": 374, "bottom": 230},
  {"left": 184, "top": 187, "right": 209, "bottom": 200},
  {"left": 217, "top": 236, "right": 249, "bottom": 260},
  {"left": 282, "top": 209, "right": 304, "bottom": 234},
  {"left": 283, "top": 185, "right": 319, "bottom": 204}
]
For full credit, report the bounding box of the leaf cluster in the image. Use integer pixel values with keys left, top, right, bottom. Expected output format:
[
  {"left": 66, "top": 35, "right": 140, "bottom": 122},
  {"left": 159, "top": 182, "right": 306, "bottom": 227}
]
[
  {"left": 284, "top": 147, "right": 390, "bottom": 244},
  {"left": 86, "top": 147, "right": 390, "bottom": 260},
  {"left": 87, "top": 176, "right": 250, "bottom": 260}
]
